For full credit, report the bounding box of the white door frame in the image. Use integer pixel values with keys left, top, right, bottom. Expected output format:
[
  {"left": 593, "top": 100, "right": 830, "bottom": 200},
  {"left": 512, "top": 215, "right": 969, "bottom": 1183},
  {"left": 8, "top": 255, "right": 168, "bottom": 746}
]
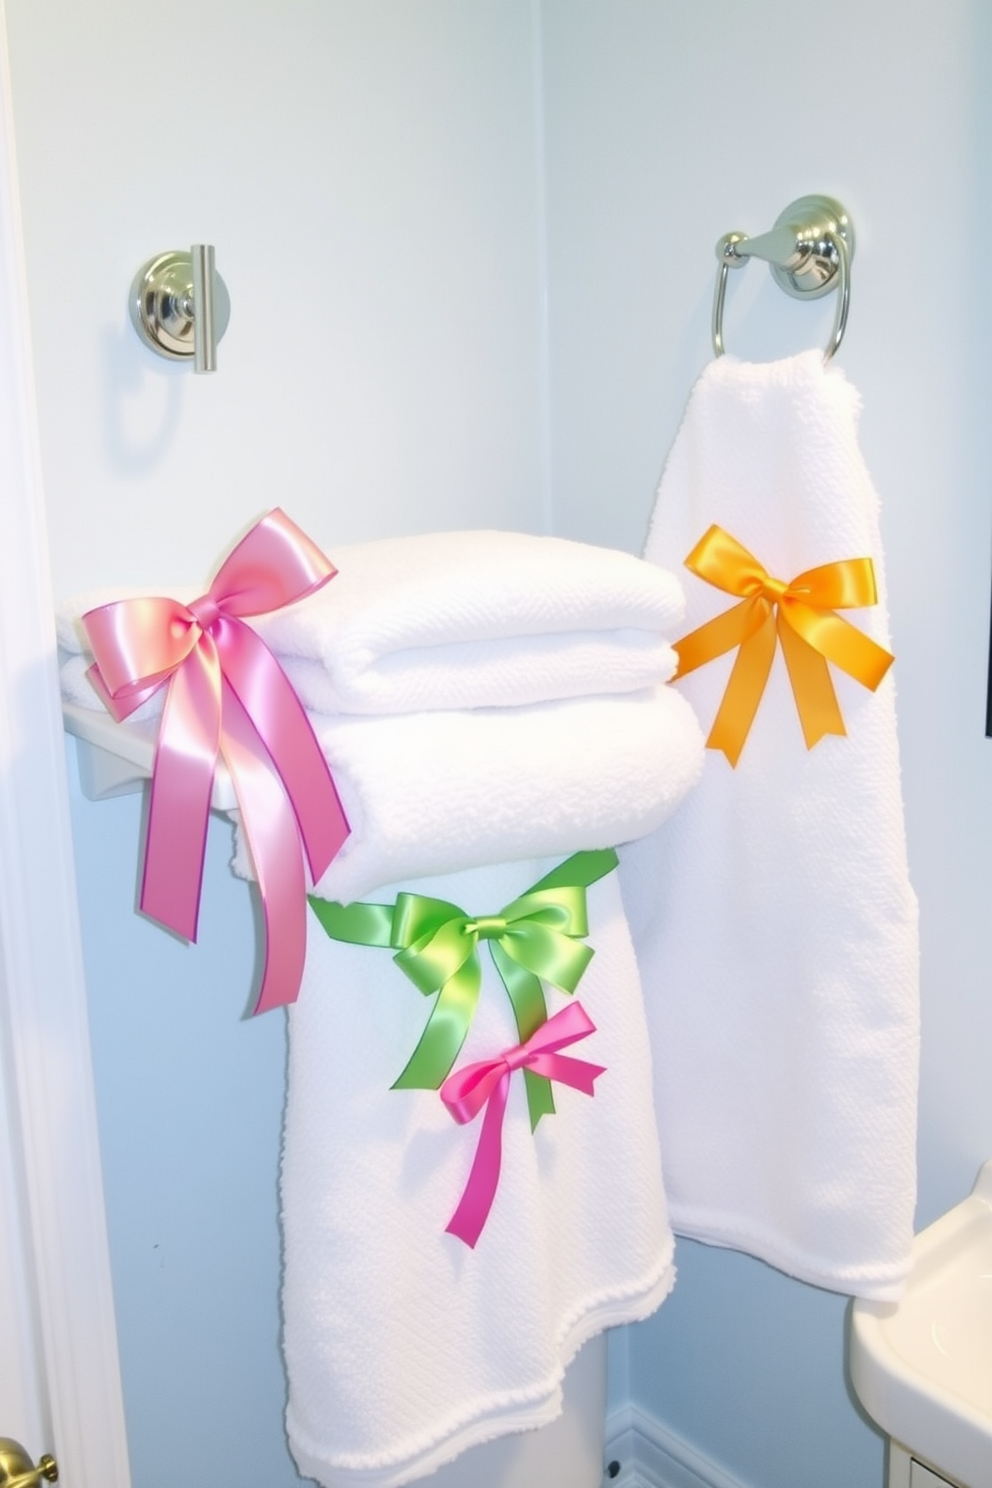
[{"left": 0, "top": 6, "right": 130, "bottom": 1483}]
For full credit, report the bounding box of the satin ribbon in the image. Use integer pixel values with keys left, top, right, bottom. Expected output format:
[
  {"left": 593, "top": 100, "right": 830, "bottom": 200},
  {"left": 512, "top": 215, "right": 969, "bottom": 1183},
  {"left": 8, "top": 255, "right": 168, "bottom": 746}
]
[
  {"left": 82, "top": 509, "right": 350, "bottom": 1014},
  {"left": 672, "top": 524, "right": 894, "bottom": 766},
  {"left": 308, "top": 847, "right": 617, "bottom": 1128},
  {"left": 440, "top": 1000, "right": 604, "bottom": 1248}
]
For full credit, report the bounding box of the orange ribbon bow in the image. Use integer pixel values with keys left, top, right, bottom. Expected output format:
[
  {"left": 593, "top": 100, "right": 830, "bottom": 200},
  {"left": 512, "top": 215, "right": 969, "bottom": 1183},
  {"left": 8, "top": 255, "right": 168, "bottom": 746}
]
[{"left": 672, "top": 525, "right": 894, "bottom": 766}]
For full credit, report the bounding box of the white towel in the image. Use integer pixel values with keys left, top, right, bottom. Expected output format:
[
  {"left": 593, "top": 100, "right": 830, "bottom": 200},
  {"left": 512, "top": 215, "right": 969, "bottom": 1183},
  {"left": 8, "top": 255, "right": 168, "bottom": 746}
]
[
  {"left": 283, "top": 858, "right": 674, "bottom": 1488},
  {"left": 225, "top": 529, "right": 684, "bottom": 714},
  {"left": 620, "top": 351, "right": 920, "bottom": 1300},
  {"left": 239, "top": 688, "right": 703, "bottom": 903},
  {"left": 61, "top": 651, "right": 163, "bottom": 722},
  {"left": 56, "top": 547, "right": 680, "bottom": 715},
  {"left": 59, "top": 658, "right": 704, "bottom": 905},
  {"left": 54, "top": 533, "right": 682, "bottom": 713}
]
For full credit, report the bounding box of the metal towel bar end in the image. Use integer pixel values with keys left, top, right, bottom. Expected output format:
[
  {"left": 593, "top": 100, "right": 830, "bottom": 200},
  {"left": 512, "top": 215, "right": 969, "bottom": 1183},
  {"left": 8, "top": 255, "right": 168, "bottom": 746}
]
[
  {"left": 129, "top": 245, "right": 230, "bottom": 372},
  {"left": 711, "top": 194, "right": 854, "bottom": 361}
]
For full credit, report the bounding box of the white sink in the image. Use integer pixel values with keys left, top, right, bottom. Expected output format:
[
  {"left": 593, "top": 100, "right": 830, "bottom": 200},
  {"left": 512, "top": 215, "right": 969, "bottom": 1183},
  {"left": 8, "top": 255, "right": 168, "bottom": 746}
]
[{"left": 850, "top": 1160, "right": 992, "bottom": 1488}]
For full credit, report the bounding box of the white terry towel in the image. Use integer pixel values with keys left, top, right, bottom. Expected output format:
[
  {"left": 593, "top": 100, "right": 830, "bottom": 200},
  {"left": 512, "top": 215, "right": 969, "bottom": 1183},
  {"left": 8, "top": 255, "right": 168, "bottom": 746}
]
[
  {"left": 55, "top": 530, "right": 684, "bottom": 718},
  {"left": 620, "top": 351, "right": 920, "bottom": 1300},
  {"left": 216, "top": 529, "right": 682, "bottom": 714},
  {"left": 60, "top": 659, "right": 704, "bottom": 906},
  {"left": 247, "top": 690, "right": 702, "bottom": 903},
  {"left": 283, "top": 857, "right": 674, "bottom": 1488}
]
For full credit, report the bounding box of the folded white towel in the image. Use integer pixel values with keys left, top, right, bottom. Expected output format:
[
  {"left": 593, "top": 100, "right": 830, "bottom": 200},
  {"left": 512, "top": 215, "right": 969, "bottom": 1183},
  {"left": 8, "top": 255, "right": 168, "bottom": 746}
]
[
  {"left": 60, "top": 658, "right": 704, "bottom": 903},
  {"left": 61, "top": 651, "right": 163, "bottom": 722},
  {"left": 245, "top": 688, "right": 703, "bottom": 903},
  {"left": 283, "top": 858, "right": 674, "bottom": 1488},
  {"left": 255, "top": 530, "right": 684, "bottom": 712},
  {"left": 53, "top": 531, "right": 681, "bottom": 714},
  {"left": 620, "top": 351, "right": 920, "bottom": 1300}
]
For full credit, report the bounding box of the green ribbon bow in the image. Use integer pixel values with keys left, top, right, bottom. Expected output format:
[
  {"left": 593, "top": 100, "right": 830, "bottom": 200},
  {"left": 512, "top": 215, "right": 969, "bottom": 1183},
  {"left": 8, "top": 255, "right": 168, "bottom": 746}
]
[{"left": 308, "top": 847, "right": 618, "bottom": 1130}]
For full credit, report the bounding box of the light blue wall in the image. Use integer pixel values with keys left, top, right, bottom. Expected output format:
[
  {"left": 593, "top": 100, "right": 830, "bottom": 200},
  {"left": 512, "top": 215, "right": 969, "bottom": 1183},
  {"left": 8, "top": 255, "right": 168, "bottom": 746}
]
[
  {"left": 19, "top": 3, "right": 992, "bottom": 1487},
  {"left": 5, "top": 0, "right": 550, "bottom": 594},
  {"left": 540, "top": 2, "right": 992, "bottom": 1485}
]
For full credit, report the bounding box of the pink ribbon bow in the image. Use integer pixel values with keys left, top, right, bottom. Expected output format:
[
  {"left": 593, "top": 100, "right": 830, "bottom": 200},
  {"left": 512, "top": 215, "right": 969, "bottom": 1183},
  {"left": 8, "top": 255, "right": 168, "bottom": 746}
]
[
  {"left": 439, "top": 1001, "right": 605, "bottom": 1248},
  {"left": 82, "top": 509, "right": 350, "bottom": 1015}
]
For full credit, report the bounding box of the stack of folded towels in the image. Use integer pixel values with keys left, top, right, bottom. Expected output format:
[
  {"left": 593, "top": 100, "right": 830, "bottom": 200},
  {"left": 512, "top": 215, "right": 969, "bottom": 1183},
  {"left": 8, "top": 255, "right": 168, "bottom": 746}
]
[{"left": 58, "top": 528, "right": 704, "bottom": 1488}]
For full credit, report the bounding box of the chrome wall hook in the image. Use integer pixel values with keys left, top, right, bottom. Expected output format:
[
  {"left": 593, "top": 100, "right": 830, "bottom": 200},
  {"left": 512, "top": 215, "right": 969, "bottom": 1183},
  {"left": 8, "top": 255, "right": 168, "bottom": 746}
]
[
  {"left": 711, "top": 195, "right": 854, "bottom": 361},
  {"left": 129, "top": 245, "right": 230, "bottom": 372}
]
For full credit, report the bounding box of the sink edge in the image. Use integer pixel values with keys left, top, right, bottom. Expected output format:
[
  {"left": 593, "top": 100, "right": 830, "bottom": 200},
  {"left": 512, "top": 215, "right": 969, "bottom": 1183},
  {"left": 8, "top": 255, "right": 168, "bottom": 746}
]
[{"left": 849, "top": 1160, "right": 992, "bottom": 1488}]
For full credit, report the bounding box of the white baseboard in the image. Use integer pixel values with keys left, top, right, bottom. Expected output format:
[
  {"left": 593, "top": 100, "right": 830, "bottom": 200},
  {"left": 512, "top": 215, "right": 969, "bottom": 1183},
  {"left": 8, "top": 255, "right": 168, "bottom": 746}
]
[{"left": 603, "top": 1405, "right": 748, "bottom": 1488}]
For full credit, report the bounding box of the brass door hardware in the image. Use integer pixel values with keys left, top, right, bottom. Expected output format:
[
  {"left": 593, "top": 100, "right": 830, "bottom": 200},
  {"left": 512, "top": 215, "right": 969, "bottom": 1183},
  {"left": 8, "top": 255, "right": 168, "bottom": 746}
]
[{"left": 0, "top": 1438, "right": 58, "bottom": 1488}]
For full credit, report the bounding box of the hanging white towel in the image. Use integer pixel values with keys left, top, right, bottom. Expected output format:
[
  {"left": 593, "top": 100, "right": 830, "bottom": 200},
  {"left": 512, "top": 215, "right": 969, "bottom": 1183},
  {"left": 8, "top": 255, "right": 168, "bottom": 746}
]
[
  {"left": 55, "top": 530, "right": 684, "bottom": 715},
  {"left": 620, "top": 351, "right": 920, "bottom": 1300},
  {"left": 282, "top": 857, "right": 674, "bottom": 1488}
]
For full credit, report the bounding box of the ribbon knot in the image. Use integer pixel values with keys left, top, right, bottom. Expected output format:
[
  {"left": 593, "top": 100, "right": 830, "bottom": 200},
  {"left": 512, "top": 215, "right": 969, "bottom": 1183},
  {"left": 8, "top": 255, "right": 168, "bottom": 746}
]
[
  {"left": 188, "top": 593, "right": 223, "bottom": 632},
  {"left": 464, "top": 915, "right": 507, "bottom": 940},
  {"left": 440, "top": 1001, "right": 605, "bottom": 1248},
  {"left": 308, "top": 847, "right": 618, "bottom": 1128},
  {"left": 82, "top": 509, "right": 350, "bottom": 1014},
  {"left": 671, "top": 524, "right": 894, "bottom": 766}
]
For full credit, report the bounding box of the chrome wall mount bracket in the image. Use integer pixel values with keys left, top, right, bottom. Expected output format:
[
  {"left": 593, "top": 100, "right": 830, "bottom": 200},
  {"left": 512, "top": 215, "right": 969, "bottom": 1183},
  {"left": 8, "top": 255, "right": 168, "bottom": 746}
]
[
  {"left": 712, "top": 194, "right": 854, "bottom": 360},
  {"left": 129, "top": 245, "right": 230, "bottom": 372}
]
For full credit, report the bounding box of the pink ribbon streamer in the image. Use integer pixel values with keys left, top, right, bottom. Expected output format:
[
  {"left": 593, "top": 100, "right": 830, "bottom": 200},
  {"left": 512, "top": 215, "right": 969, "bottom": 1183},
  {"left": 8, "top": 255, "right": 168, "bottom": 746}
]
[
  {"left": 440, "top": 1001, "right": 605, "bottom": 1248},
  {"left": 82, "top": 508, "right": 350, "bottom": 1014}
]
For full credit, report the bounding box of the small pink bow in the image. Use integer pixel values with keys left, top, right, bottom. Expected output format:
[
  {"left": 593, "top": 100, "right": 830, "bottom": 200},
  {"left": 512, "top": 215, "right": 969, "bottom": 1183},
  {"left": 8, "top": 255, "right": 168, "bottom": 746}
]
[
  {"left": 440, "top": 1001, "right": 605, "bottom": 1247},
  {"left": 83, "top": 509, "right": 350, "bottom": 1014}
]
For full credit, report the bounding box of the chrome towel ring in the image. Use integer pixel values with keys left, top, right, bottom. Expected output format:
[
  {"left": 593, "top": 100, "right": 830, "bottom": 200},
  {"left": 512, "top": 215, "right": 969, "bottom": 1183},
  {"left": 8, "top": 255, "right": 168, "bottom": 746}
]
[{"left": 711, "top": 194, "right": 854, "bottom": 361}]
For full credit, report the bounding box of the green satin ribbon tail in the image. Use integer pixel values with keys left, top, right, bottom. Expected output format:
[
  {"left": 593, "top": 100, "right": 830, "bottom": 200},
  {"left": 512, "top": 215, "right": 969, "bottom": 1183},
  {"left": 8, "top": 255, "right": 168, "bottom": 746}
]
[
  {"left": 308, "top": 896, "right": 394, "bottom": 947},
  {"left": 390, "top": 954, "right": 481, "bottom": 1090},
  {"left": 528, "top": 847, "right": 618, "bottom": 892}
]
